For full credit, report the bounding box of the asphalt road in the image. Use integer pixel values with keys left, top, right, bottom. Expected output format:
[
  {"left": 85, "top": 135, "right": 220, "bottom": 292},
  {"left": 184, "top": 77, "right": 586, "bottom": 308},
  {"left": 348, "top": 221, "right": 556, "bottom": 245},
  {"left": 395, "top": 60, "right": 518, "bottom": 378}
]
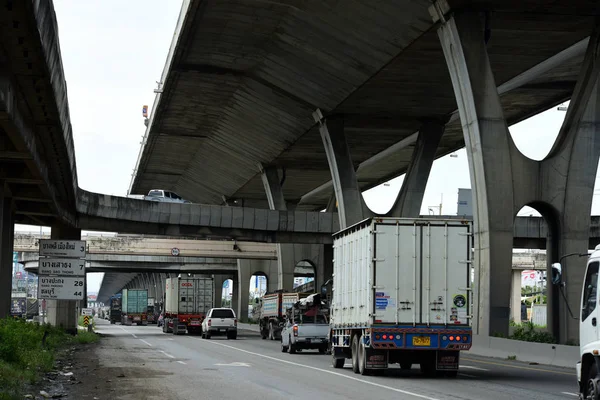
[{"left": 94, "top": 319, "right": 579, "bottom": 400}]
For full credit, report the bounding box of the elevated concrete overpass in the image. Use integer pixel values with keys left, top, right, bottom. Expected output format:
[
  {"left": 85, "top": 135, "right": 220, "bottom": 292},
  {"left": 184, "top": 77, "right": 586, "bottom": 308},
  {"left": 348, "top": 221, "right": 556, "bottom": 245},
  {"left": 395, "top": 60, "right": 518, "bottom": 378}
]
[{"left": 129, "top": 0, "right": 595, "bottom": 212}]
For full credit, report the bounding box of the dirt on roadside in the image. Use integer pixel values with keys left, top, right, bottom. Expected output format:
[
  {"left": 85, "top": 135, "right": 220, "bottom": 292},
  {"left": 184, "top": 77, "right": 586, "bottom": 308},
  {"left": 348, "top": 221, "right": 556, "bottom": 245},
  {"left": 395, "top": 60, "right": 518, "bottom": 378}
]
[{"left": 23, "top": 332, "right": 175, "bottom": 400}]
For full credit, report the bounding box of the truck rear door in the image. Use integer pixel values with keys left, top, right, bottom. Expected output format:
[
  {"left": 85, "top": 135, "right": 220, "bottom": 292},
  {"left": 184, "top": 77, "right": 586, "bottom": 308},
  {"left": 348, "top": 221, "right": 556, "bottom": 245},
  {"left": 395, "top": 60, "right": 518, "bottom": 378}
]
[
  {"left": 373, "top": 221, "right": 421, "bottom": 324},
  {"left": 372, "top": 219, "right": 471, "bottom": 325},
  {"left": 421, "top": 222, "right": 470, "bottom": 325}
]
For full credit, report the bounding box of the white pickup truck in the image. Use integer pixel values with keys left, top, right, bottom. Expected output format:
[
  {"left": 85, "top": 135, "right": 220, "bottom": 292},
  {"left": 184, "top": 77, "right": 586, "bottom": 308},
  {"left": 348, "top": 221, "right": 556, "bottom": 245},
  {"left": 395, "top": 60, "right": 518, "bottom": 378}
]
[
  {"left": 280, "top": 294, "right": 329, "bottom": 354},
  {"left": 201, "top": 308, "right": 237, "bottom": 340}
]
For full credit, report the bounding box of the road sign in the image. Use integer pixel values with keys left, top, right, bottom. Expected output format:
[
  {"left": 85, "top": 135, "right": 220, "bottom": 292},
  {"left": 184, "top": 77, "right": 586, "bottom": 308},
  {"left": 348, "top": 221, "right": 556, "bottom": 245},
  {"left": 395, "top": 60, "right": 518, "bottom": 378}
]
[
  {"left": 38, "top": 276, "right": 85, "bottom": 300},
  {"left": 171, "top": 247, "right": 180, "bottom": 256},
  {"left": 83, "top": 315, "right": 90, "bottom": 327},
  {"left": 82, "top": 308, "right": 93, "bottom": 316},
  {"left": 39, "top": 258, "right": 86, "bottom": 276},
  {"left": 39, "top": 240, "right": 86, "bottom": 258}
]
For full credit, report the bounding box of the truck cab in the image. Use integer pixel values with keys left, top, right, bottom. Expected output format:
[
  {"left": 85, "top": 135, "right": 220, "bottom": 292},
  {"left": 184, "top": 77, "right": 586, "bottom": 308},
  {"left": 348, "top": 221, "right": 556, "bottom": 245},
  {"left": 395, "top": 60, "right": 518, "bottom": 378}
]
[{"left": 565, "top": 246, "right": 600, "bottom": 399}]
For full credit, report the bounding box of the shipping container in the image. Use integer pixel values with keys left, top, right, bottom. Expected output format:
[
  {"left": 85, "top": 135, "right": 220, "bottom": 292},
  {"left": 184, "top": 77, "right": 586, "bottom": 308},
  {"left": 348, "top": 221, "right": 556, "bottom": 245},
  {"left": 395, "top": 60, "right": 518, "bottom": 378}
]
[
  {"left": 121, "top": 289, "right": 149, "bottom": 326},
  {"left": 329, "top": 218, "right": 473, "bottom": 377},
  {"left": 163, "top": 276, "right": 214, "bottom": 335}
]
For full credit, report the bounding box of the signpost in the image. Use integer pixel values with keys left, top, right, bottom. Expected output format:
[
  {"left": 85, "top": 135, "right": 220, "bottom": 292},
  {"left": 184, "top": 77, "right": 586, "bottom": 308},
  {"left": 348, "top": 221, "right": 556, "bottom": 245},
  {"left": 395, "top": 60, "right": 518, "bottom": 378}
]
[
  {"left": 38, "top": 277, "right": 85, "bottom": 300},
  {"left": 38, "top": 239, "right": 86, "bottom": 302},
  {"left": 81, "top": 308, "right": 93, "bottom": 316},
  {"left": 39, "top": 258, "right": 86, "bottom": 276}
]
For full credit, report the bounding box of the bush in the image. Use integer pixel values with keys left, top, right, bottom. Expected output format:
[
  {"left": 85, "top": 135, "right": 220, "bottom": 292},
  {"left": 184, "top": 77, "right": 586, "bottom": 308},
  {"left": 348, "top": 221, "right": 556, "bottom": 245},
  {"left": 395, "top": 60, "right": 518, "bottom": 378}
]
[
  {"left": 0, "top": 318, "right": 72, "bottom": 399},
  {"left": 510, "top": 321, "right": 556, "bottom": 344}
]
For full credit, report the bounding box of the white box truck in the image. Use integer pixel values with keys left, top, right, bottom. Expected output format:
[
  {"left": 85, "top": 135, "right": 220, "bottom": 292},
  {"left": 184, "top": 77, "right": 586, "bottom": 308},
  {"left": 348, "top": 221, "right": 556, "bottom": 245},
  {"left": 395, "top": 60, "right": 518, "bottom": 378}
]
[
  {"left": 163, "top": 276, "right": 214, "bottom": 335},
  {"left": 329, "top": 217, "right": 473, "bottom": 376}
]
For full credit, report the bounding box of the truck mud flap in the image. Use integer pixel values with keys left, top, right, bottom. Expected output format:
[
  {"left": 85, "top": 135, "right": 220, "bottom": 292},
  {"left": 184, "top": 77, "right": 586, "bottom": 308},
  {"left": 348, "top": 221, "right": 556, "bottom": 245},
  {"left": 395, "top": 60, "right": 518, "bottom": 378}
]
[
  {"left": 365, "top": 347, "right": 388, "bottom": 369},
  {"left": 436, "top": 350, "right": 459, "bottom": 371}
]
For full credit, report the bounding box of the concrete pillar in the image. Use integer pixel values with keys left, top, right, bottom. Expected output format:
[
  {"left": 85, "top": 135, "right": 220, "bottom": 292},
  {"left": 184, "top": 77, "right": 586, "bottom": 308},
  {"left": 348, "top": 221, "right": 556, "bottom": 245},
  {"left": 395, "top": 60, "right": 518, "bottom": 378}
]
[
  {"left": 0, "top": 188, "right": 14, "bottom": 319},
  {"left": 231, "top": 276, "right": 239, "bottom": 318},
  {"left": 511, "top": 270, "right": 522, "bottom": 324},
  {"left": 213, "top": 274, "right": 227, "bottom": 308},
  {"left": 46, "top": 222, "right": 81, "bottom": 334},
  {"left": 237, "top": 259, "right": 279, "bottom": 321},
  {"left": 436, "top": 9, "right": 600, "bottom": 342},
  {"left": 388, "top": 121, "right": 445, "bottom": 217},
  {"left": 313, "top": 113, "right": 364, "bottom": 229}
]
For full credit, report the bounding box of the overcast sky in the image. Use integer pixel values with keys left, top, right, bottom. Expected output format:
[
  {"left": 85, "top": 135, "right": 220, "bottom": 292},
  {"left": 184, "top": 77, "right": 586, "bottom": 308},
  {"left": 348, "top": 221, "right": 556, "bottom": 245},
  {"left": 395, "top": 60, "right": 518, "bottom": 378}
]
[{"left": 16, "top": 1, "right": 600, "bottom": 294}]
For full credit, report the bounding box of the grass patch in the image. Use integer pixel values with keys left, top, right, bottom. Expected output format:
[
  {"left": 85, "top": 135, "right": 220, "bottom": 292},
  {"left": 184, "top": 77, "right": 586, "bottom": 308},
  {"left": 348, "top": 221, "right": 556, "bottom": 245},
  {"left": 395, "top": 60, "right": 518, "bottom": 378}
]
[
  {"left": 0, "top": 317, "right": 99, "bottom": 400},
  {"left": 75, "top": 331, "right": 99, "bottom": 344}
]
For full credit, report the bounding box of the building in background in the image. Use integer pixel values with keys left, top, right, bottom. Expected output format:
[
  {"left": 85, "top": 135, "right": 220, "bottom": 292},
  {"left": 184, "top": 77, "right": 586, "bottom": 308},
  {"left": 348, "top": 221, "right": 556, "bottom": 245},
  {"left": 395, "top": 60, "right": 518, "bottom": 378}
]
[{"left": 457, "top": 188, "right": 473, "bottom": 217}]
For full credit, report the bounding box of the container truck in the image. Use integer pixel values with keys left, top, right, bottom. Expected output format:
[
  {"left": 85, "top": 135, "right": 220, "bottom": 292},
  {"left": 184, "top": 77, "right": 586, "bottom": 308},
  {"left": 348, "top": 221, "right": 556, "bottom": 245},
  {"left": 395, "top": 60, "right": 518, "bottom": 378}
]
[
  {"left": 109, "top": 295, "right": 122, "bottom": 324},
  {"left": 257, "top": 291, "right": 312, "bottom": 340},
  {"left": 329, "top": 217, "right": 473, "bottom": 377},
  {"left": 121, "top": 289, "right": 149, "bottom": 326},
  {"left": 163, "top": 276, "right": 214, "bottom": 335}
]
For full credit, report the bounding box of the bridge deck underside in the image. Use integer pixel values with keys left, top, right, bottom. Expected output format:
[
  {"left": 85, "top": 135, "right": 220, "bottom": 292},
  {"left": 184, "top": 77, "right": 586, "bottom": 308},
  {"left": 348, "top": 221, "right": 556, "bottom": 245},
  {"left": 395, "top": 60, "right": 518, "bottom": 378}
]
[{"left": 131, "top": 0, "right": 597, "bottom": 210}]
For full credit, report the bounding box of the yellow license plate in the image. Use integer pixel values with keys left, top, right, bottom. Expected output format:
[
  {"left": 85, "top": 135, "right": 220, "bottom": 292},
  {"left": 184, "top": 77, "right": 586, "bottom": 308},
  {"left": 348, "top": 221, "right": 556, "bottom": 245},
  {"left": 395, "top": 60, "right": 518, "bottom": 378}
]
[{"left": 412, "top": 336, "right": 431, "bottom": 346}]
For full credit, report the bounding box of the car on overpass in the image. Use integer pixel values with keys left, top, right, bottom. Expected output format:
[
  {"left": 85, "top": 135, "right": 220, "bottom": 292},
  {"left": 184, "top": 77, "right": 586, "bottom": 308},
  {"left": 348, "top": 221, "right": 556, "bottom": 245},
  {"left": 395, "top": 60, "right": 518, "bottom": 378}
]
[{"left": 144, "top": 189, "right": 191, "bottom": 204}]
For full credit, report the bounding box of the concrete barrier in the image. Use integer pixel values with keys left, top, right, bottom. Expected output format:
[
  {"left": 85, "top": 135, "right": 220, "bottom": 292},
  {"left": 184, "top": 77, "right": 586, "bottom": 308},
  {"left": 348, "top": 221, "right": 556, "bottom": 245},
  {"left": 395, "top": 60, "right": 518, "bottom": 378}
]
[
  {"left": 238, "top": 322, "right": 260, "bottom": 333},
  {"left": 470, "top": 335, "right": 578, "bottom": 369}
]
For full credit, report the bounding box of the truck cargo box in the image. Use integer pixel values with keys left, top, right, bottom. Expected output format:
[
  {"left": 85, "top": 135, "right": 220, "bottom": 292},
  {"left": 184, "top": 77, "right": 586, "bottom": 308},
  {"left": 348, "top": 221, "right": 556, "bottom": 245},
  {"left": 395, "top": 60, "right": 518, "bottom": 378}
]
[
  {"left": 122, "top": 289, "right": 149, "bottom": 315},
  {"left": 332, "top": 218, "right": 472, "bottom": 327},
  {"left": 165, "top": 277, "right": 213, "bottom": 315}
]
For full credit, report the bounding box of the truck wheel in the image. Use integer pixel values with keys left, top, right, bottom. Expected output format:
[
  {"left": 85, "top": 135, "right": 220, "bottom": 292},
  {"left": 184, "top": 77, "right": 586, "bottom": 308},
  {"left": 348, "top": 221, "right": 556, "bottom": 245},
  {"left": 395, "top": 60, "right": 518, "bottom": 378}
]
[
  {"left": 351, "top": 335, "right": 360, "bottom": 373},
  {"left": 400, "top": 362, "right": 412, "bottom": 370},
  {"left": 288, "top": 337, "right": 296, "bottom": 354},
  {"left": 358, "top": 340, "right": 371, "bottom": 376},
  {"left": 586, "top": 363, "right": 600, "bottom": 399},
  {"left": 332, "top": 354, "right": 345, "bottom": 369},
  {"left": 318, "top": 346, "right": 326, "bottom": 354},
  {"left": 269, "top": 322, "right": 275, "bottom": 340}
]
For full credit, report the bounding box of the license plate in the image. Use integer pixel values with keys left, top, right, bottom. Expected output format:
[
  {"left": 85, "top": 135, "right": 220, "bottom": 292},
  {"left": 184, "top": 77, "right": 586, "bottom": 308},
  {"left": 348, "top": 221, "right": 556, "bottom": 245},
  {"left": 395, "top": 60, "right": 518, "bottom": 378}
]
[
  {"left": 190, "top": 321, "right": 200, "bottom": 326},
  {"left": 412, "top": 336, "right": 431, "bottom": 346}
]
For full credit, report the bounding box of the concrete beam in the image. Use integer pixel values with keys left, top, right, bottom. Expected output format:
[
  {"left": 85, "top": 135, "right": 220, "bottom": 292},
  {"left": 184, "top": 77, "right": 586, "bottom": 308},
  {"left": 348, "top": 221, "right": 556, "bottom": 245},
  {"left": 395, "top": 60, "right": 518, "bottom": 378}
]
[{"left": 76, "top": 189, "right": 338, "bottom": 244}]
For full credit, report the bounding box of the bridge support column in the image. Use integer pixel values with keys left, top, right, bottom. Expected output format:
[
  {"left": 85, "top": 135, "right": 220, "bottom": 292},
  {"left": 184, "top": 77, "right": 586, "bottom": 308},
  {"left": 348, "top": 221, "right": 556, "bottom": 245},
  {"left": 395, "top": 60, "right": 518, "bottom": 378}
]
[
  {"left": 387, "top": 121, "right": 445, "bottom": 217},
  {"left": 0, "top": 187, "right": 14, "bottom": 319},
  {"left": 237, "top": 259, "right": 278, "bottom": 322},
  {"left": 47, "top": 223, "right": 81, "bottom": 334},
  {"left": 313, "top": 113, "right": 366, "bottom": 229},
  {"left": 511, "top": 270, "right": 522, "bottom": 324},
  {"left": 436, "top": 8, "right": 600, "bottom": 342},
  {"left": 213, "top": 274, "right": 228, "bottom": 308}
]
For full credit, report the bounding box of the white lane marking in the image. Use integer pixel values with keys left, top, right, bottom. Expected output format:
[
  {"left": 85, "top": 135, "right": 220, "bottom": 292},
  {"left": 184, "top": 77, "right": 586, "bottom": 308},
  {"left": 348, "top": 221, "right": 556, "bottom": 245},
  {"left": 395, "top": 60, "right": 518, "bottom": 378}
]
[
  {"left": 214, "top": 362, "right": 251, "bottom": 367},
  {"left": 160, "top": 350, "right": 175, "bottom": 359},
  {"left": 458, "top": 373, "right": 476, "bottom": 378},
  {"left": 560, "top": 392, "right": 578, "bottom": 397},
  {"left": 188, "top": 338, "right": 440, "bottom": 400},
  {"left": 460, "top": 366, "right": 489, "bottom": 371},
  {"left": 139, "top": 339, "right": 152, "bottom": 347},
  {"left": 177, "top": 361, "right": 187, "bottom": 365},
  {"left": 118, "top": 326, "right": 138, "bottom": 338}
]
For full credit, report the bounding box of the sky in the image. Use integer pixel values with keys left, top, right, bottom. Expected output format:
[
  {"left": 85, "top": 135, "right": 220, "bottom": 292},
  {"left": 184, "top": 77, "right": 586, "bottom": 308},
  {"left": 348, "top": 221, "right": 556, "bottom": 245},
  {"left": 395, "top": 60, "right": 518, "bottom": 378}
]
[{"left": 14, "top": 1, "right": 600, "bottom": 294}]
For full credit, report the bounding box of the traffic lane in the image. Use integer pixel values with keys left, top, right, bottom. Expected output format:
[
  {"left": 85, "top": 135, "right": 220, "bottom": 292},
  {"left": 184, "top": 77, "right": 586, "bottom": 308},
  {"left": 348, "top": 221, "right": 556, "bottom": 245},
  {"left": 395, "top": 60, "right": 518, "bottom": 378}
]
[
  {"left": 213, "top": 329, "right": 579, "bottom": 400},
  {"left": 459, "top": 355, "right": 577, "bottom": 397},
  {"left": 101, "top": 324, "right": 413, "bottom": 400},
  {"left": 97, "top": 322, "right": 287, "bottom": 400},
  {"left": 99, "top": 324, "right": 579, "bottom": 399}
]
